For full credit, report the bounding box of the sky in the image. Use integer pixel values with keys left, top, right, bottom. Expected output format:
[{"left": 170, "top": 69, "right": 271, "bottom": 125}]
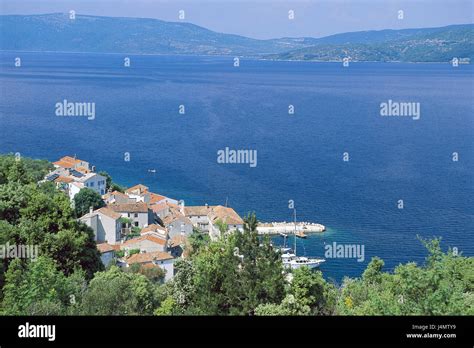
[{"left": 1, "top": 0, "right": 473, "bottom": 39}]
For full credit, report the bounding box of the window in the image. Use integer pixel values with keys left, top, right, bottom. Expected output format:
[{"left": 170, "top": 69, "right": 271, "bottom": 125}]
[
  {"left": 134, "top": 222, "right": 139, "bottom": 227},
  {"left": 134, "top": 213, "right": 138, "bottom": 218},
  {"left": 90, "top": 182, "right": 94, "bottom": 187}
]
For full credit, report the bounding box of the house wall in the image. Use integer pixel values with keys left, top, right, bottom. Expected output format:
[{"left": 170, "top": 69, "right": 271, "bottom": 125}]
[
  {"left": 80, "top": 213, "right": 120, "bottom": 244},
  {"left": 152, "top": 259, "right": 174, "bottom": 282},
  {"left": 68, "top": 183, "right": 82, "bottom": 200},
  {"left": 83, "top": 174, "right": 107, "bottom": 196},
  {"left": 80, "top": 214, "right": 100, "bottom": 241},
  {"left": 167, "top": 219, "right": 193, "bottom": 238},
  {"left": 99, "top": 214, "right": 121, "bottom": 244},
  {"left": 119, "top": 211, "right": 150, "bottom": 229},
  {"left": 100, "top": 251, "right": 115, "bottom": 267},
  {"left": 188, "top": 215, "right": 210, "bottom": 232},
  {"left": 154, "top": 207, "right": 170, "bottom": 220},
  {"left": 123, "top": 239, "right": 166, "bottom": 253}
]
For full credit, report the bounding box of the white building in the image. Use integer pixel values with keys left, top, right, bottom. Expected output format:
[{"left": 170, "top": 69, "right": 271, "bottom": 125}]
[
  {"left": 79, "top": 207, "right": 122, "bottom": 244},
  {"left": 44, "top": 156, "right": 106, "bottom": 199}
]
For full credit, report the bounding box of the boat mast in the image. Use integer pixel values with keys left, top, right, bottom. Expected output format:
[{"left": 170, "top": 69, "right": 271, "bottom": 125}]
[{"left": 294, "top": 208, "right": 297, "bottom": 255}]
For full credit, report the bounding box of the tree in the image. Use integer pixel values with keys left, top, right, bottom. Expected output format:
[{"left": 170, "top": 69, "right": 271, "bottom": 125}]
[
  {"left": 154, "top": 296, "right": 176, "bottom": 315},
  {"left": 179, "top": 213, "right": 286, "bottom": 315},
  {"left": 0, "top": 154, "right": 53, "bottom": 185},
  {"left": 81, "top": 266, "right": 158, "bottom": 315},
  {"left": 0, "top": 174, "right": 103, "bottom": 281},
  {"left": 73, "top": 187, "right": 105, "bottom": 217},
  {"left": 0, "top": 256, "right": 86, "bottom": 315},
  {"left": 336, "top": 238, "right": 474, "bottom": 315},
  {"left": 188, "top": 228, "right": 210, "bottom": 255},
  {"left": 289, "top": 267, "right": 338, "bottom": 315}
]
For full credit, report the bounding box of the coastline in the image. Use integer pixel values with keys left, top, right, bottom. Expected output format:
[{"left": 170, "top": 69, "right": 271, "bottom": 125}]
[{"left": 0, "top": 50, "right": 464, "bottom": 64}]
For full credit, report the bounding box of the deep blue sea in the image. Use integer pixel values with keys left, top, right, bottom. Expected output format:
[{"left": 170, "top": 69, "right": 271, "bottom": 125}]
[{"left": 1, "top": 52, "right": 473, "bottom": 283}]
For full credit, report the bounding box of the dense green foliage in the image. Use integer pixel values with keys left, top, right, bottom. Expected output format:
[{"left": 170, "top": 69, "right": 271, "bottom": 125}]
[
  {"left": 0, "top": 155, "right": 103, "bottom": 295},
  {"left": 81, "top": 266, "right": 158, "bottom": 315},
  {"left": 1, "top": 256, "right": 86, "bottom": 315},
  {"left": 336, "top": 239, "right": 474, "bottom": 315},
  {"left": 73, "top": 187, "right": 106, "bottom": 217},
  {"left": 0, "top": 154, "right": 472, "bottom": 316}
]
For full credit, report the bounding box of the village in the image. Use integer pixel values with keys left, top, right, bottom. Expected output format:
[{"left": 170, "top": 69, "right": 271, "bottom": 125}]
[{"left": 42, "top": 156, "right": 245, "bottom": 282}]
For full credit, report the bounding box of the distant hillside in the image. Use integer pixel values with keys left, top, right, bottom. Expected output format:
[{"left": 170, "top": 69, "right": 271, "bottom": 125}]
[
  {"left": 0, "top": 13, "right": 472, "bottom": 62},
  {"left": 0, "top": 13, "right": 310, "bottom": 55},
  {"left": 265, "top": 24, "right": 474, "bottom": 62}
]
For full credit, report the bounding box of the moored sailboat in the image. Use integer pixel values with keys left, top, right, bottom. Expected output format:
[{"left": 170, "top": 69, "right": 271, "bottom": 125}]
[{"left": 281, "top": 208, "right": 325, "bottom": 269}]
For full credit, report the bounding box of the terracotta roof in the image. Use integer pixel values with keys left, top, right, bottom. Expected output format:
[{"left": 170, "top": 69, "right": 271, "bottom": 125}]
[
  {"left": 141, "top": 224, "right": 167, "bottom": 234},
  {"left": 126, "top": 251, "right": 173, "bottom": 264},
  {"left": 125, "top": 184, "right": 149, "bottom": 194},
  {"left": 184, "top": 205, "right": 243, "bottom": 225},
  {"left": 96, "top": 207, "right": 122, "bottom": 220},
  {"left": 170, "top": 235, "right": 188, "bottom": 248},
  {"left": 151, "top": 202, "right": 168, "bottom": 213},
  {"left": 53, "top": 156, "right": 85, "bottom": 168},
  {"left": 123, "top": 234, "right": 167, "bottom": 247},
  {"left": 53, "top": 160, "right": 74, "bottom": 169},
  {"left": 108, "top": 202, "right": 148, "bottom": 213},
  {"left": 162, "top": 212, "right": 192, "bottom": 226},
  {"left": 54, "top": 176, "right": 74, "bottom": 183},
  {"left": 185, "top": 206, "right": 210, "bottom": 216},
  {"left": 97, "top": 243, "right": 115, "bottom": 253},
  {"left": 76, "top": 166, "right": 90, "bottom": 174},
  {"left": 149, "top": 193, "right": 166, "bottom": 204},
  {"left": 210, "top": 205, "right": 244, "bottom": 225},
  {"left": 103, "top": 190, "right": 130, "bottom": 202}
]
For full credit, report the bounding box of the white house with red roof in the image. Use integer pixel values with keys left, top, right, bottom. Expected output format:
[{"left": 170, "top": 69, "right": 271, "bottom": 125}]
[{"left": 44, "top": 156, "right": 107, "bottom": 199}]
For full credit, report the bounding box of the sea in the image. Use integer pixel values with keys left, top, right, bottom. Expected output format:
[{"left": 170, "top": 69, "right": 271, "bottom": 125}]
[{"left": 1, "top": 51, "right": 472, "bottom": 283}]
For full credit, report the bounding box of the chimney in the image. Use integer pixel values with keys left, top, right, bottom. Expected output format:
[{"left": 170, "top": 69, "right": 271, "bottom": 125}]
[
  {"left": 180, "top": 200, "right": 185, "bottom": 215},
  {"left": 89, "top": 206, "right": 94, "bottom": 214},
  {"left": 205, "top": 203, "right": 209, "bottom": 209}
]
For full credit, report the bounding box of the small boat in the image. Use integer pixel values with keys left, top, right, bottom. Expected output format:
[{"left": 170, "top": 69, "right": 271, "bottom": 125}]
[
  {"left": 148, "top": 169, "right": 156, "bottom": 173},
  {"left": 279, "top": 232, "right": 288, "bottom": 237},
  {"left": 280, "top": 208, "right": 325, "bottom": 269},
  {"left": 295, "top": 231, "right": 307, "bottom": 238},
  {"left": 287, "top": 257, "right": 325, "bottom": 269}
]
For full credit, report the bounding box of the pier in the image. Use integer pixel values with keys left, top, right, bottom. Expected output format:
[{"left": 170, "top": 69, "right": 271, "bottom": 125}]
[{"left": 257, "top": 222, "right": 325, "bottom": 235}]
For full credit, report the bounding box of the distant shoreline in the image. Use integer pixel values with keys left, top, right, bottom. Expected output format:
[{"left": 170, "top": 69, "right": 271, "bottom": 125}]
[{"left": 0, "top": 50, "right": 464, "bottom": 64}]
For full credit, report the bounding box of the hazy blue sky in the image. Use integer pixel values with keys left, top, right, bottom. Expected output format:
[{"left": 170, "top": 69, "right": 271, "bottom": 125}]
[{"left": 1, "top": 0, "right": 473, "bottom": 39}]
